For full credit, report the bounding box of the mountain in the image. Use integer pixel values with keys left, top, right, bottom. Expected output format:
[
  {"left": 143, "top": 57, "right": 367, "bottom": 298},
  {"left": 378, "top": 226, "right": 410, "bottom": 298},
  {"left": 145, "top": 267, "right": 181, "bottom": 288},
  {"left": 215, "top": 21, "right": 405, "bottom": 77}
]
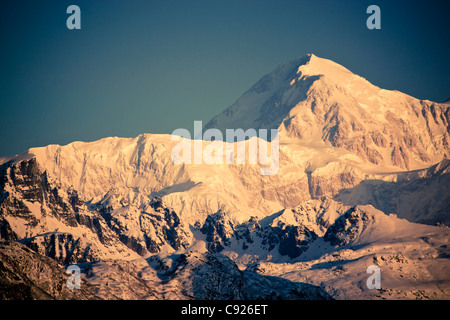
[
  {"left": 0, "top": 241, "right": 101, "bottom": 300},
  {"left": 205, "top": 54, "right": 449, "bottom": 170},
  {"left": 1, "top": 54, "right": 449, "bottom": 300}
]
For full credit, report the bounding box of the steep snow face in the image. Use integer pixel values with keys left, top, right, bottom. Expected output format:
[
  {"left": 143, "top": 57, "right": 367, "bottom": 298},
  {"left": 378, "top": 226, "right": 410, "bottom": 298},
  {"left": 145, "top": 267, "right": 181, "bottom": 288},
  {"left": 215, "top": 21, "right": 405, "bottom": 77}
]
[
  {"left": 206, "top": 54, "right": 449, "bottom": 170},
  {"left": 204, "top": 55, "right": 313, "bottom": 132},
  {"left": 335, "top": 159, "right": 450, "bottom": 225},
  {"left": 26, "top": 134, "right": 291, "bottom": 225},
  {"left": 22, "top": 132, "right": 449, "bottom": 227}
]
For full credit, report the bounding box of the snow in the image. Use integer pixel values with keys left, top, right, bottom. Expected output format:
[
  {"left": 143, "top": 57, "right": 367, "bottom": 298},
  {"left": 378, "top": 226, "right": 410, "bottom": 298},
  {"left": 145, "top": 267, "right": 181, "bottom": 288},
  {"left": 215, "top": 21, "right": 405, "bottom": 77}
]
[
  {"left": 2, "top": 53, "right": 449, "bottom": 300},
  {"left": 4, "top": 54, "right": 441, "bottom": 230},
  {"left": 251, "top": 205, "right": 450, "bottom": 299}
]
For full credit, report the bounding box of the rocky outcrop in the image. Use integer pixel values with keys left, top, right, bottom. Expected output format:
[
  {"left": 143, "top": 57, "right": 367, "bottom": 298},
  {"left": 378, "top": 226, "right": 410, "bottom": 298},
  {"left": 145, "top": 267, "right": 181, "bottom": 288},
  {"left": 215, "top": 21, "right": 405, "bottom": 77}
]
[
  {"left": 0, "top": 158, "right": 83, "bottom": 236},
  {"left": 200, "top": 210, "right": 235, "bottom": 252},
  {"left": 148, "top": 252, "right": 332, "bottom": 300},
  {"left": 99, "top": 196, "right": 190, "bottom": 255},
  {"left": 324, "top": 206, "right": 372, "bottom": 246},
  {"left": 199, "top": 205, "right": 322, "bottom": 259},
  {"left": 18, "top": 233, "right": 95, "bottom": 265},
  {"left": 277, "top": 225, "right": 317, "bottom": 259},
  {"left": 0, "top": 241, "right": 98, "bottom": 300},
  {"left": 0, "top": 157, "right": 143, "bottom": 262}
]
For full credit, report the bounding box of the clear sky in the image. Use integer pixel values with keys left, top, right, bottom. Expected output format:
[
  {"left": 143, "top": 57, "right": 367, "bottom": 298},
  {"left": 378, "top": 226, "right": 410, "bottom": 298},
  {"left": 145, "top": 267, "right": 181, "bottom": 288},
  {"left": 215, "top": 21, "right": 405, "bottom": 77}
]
[{"left": 1, "top": 0, "right": 449, "bottom": 157}]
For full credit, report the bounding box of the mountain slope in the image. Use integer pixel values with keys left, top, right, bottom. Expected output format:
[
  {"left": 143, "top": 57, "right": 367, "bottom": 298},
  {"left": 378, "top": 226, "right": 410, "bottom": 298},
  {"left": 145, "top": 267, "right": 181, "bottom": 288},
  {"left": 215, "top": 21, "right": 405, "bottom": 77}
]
[
  {"left": 1, "top": 155, "right": 449, "bottom": 299},
  {"left": 0, "top": 241, "right": 100, "bottom": 300},
  {"left": 205, "top": 54, "right": 449, "bottom": 170},
  {"left": 0, "top": 53, "right": 449, "bottom": 300},
  {"left": 1, "top": 55, "right": 446, "bottom": 228}
]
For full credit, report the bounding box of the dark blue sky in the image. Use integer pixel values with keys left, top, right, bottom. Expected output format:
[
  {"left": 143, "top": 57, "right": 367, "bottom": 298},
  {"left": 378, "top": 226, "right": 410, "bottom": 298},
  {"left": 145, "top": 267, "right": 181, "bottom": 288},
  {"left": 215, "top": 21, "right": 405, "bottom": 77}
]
[{"left": 1, "top": 0, "right": 449, "bottom": 157}]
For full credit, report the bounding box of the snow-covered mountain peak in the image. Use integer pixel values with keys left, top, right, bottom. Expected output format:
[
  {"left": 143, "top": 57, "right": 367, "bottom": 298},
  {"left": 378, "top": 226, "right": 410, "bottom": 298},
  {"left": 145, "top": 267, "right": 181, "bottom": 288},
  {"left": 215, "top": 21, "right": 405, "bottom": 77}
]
[
  {"left": 296, "top": 54, "right": 356, "bottom": 80},
  {"left": 206, "top": 54, "right": 449, "bottom": 170},
  {"left": 204, "top": 53, "right": 379, "bottom": 136}
]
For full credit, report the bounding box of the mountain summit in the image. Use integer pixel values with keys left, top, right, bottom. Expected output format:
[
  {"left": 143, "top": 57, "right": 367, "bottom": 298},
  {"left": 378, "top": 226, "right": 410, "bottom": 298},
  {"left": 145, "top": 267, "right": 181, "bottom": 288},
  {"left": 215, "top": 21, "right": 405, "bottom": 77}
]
[{"left": 205, "top": 54, "right": 449, "bottom": 170}]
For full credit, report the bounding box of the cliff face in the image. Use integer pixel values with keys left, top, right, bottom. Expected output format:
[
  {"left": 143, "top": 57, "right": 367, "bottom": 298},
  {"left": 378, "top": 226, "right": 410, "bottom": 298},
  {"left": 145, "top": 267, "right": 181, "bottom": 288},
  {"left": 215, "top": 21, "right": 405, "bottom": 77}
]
[{"left": 0, "top": 158, "right": 142, "bottom": 263}]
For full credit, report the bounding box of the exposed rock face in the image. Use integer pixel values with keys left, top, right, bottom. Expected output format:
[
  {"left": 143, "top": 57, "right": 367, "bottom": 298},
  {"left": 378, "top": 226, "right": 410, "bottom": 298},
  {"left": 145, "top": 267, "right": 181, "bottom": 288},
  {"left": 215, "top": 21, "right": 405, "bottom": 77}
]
[
  {"left": 200, "top": 210, "right": 235, "bottom": 252},
  {"left": 18, "top": 233, "right": 95, "bottom": 265},
  {"left": 0, "top": 158, "right": 87, "bottom": 238},
  {"left": 0, "top": 218, "right": 17, "bottom": 241},
  {"left": 147, "top": 252, "right": 332, "bottom": 300},
  {"left": 199, "top": 209, "right": 319, "bottom": 259},
  {"left": 0, "top": 157, "right": 190, "bottom": 261},
  {"left": 0, "top": 241, "right": 98, "bottom": 300},
  {"left": 195, "top": 199, "right": 350, "bottom": 260},
  {"left": 324, "top": 207, "right": 372, "bottom": 246},
  {"left": 277, "top": 225, "right": 317, "bottom": 259},
  {"left": 98, "top": 196, "right": 190, "bottom": 255}
]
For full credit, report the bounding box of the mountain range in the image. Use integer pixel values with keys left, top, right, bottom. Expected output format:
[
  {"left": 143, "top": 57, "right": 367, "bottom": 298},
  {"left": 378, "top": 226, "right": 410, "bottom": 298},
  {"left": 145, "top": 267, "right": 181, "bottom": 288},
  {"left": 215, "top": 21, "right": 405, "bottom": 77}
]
[{"left": 1, "top": 54, "right": 449, "bottom": 300}]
